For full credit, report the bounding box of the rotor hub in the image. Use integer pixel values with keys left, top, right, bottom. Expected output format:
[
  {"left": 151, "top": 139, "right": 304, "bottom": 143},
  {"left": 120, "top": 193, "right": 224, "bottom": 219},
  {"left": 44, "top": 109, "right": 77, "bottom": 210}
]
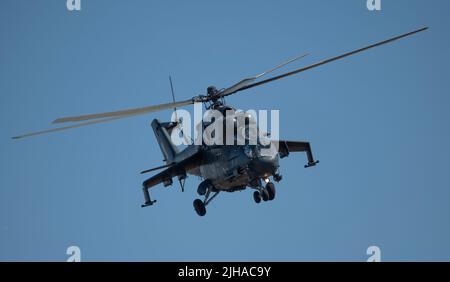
[{"left": 207, "top": 86, "right": 218, "bottom": 96}]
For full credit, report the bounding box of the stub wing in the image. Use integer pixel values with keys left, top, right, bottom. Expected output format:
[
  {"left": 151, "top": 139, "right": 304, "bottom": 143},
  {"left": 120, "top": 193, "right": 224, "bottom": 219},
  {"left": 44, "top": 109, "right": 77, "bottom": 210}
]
[
  {"left": 277, "top": 140, "right": 319, "bottom": 168},
  {"left": 142, "top": 151, "right": 203, "bottom": 189}
]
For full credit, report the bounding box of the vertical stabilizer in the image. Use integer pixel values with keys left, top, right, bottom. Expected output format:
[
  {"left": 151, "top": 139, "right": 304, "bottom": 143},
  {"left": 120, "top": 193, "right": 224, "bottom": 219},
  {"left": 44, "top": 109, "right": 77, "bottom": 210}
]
[{"left": 151, "top": 119, "right": 178, "bottom": 164}]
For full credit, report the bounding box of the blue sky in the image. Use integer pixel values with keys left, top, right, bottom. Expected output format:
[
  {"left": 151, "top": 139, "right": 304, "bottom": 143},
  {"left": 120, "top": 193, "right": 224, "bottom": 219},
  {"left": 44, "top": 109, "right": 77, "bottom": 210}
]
[{"left": 1, "top": 0, "right": 449, "bottom": 261}]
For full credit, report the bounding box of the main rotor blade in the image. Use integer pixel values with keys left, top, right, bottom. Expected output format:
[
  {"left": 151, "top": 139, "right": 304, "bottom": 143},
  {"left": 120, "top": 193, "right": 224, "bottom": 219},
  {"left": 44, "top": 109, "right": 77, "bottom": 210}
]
[
  {"left": 52, "top": 99, "right": 193, "bottom": 124},
  {"left": 226, "top": 27, "right": 428, "bottom": 95},
  {"left": 12, "top": 114, "right": 139, "bottom": 140},
  {"left": 218, "top": 53, "right": 309, "bottom": 96}
]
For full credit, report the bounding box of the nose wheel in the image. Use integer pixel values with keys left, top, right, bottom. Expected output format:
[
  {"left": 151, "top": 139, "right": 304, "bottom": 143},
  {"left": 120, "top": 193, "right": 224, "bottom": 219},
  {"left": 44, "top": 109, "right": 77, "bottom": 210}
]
[
  {"left": 253, "top": 191, "right": 261, "bottom": 203},
  {"left": 266, "top": 182, "right": 276, "bottom": 200},
  {"left": 253, "top": 182, "right": 276, "bottom": 203}
]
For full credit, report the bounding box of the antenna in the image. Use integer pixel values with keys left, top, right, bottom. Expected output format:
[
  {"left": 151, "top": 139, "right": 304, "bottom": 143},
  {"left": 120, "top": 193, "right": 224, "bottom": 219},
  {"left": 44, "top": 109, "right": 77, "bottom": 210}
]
[{"left": 169, "top": 75, "right": 178, "bottom": 122}]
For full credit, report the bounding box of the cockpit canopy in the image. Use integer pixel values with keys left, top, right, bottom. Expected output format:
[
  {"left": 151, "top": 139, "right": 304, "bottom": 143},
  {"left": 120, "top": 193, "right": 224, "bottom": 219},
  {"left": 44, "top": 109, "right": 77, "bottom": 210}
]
[{"left": 195, "top": 106, "right": 265, "bottom": 146}]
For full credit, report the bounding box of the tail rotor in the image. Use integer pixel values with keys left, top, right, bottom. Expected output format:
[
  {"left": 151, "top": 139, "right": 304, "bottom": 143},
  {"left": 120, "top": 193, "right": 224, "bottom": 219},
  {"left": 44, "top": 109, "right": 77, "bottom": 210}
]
[{"left": 169, "top": 75, "right": 192, "bottom": 145}]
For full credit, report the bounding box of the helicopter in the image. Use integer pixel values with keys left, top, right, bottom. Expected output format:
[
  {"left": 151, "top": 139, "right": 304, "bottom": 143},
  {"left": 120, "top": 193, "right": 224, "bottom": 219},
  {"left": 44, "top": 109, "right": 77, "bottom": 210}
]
[{"left": 13, "top": 27, "right": 428, "bottom": 216}]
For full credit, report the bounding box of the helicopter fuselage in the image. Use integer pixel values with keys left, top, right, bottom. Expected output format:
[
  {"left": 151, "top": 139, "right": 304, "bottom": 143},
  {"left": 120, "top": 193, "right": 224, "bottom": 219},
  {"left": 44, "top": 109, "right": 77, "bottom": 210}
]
[
  {"left": 194, "top": 142, "right": 280, "bottom": 191},
  {"left": 167, "top": 104, "right": 281, "bottom": 191}
]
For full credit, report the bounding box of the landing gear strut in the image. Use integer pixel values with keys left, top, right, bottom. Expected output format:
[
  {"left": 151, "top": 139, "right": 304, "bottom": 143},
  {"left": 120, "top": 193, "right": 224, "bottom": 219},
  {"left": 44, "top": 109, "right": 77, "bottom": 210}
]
[
  {"left": 141, "top": 185, "right": 157, "bottom": 207},
  {"left": 193, "top": 180, "right": 219, "bottom": 216}
]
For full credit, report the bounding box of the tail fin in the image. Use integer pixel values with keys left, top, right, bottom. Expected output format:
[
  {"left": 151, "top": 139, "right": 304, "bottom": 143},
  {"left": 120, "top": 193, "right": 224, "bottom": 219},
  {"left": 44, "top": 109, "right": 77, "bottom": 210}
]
[{"left": 151, "top": 119, "right": 179, "bottom": 164}]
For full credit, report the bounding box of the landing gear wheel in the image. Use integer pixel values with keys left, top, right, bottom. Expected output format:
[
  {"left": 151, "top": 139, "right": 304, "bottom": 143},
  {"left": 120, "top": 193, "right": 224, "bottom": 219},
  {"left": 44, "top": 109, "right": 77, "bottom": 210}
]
[
  {"left": 266, "top": 182, "right": 276, "bottom": 201},
  {"left": 253, "top": 191, "right": 261, "bottom": 203},
  {"left": 193, "top": 199, "right": 206, "bottom": 216},
  {"left": 197, "top": 180, "right": 212, "bottom": 196},
  {"left": 260, "top": 189, "right": 269, "bottom": 202}
]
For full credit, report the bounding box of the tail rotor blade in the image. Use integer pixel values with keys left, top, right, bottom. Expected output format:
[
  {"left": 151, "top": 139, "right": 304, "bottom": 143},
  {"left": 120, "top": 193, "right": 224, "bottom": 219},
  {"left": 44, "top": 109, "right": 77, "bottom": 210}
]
[
  {"left": 169, "top": 75, "right": 193, "bottom": 145},
  {"left": 169, "top": 75, "right": 178, "bottom": 122}
]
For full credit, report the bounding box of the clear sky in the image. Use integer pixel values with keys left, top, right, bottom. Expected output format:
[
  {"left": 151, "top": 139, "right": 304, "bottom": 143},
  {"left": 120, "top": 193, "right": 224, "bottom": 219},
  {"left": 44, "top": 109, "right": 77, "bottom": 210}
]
[{"left": 1, "top": 0, "right": 449, "bottom": 261}]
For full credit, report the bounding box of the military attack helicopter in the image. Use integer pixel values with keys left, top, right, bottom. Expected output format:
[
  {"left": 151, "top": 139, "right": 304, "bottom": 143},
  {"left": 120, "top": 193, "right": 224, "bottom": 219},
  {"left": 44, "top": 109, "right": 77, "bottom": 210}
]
[{"left": 13, "top": 27, "right": 428, "bottom": 216}]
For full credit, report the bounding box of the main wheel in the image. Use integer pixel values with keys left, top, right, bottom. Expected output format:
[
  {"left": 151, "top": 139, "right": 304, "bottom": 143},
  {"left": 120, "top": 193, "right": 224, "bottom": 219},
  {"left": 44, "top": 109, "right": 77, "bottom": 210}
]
[
  {"left": 193, "top": 199, "right": 206, "bottom": 216},
  {"left": 260, "top": 189, "right": 269, "bottom": 202},
  {"left": 253, "top": 191, "right": 261, "bottom": 203},
  {"left": 266, "top": 182, "right": 276, "bottom": 201},
  {"left": 197, "top": 179, "right": 212, "bottom": 196}
]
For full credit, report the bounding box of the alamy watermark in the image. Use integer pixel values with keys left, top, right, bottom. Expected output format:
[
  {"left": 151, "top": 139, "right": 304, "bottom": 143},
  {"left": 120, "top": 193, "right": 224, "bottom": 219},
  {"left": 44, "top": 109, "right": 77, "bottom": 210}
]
[
  {"left": 367, "top": 0, "right": 381, "bottom": 11},
  {"left": 67, "top": 1, "right": 381, "bottom": 13},
  {"left": 67, "top": 0, "right": 81, "bottom": 11},
  {"left": 366, "top": 245, "right": 381, "bottom": 262},
  {"left": 66, "top": 245, "right": 81, "bottom": 262},
  {"left": 63, "top": 245, "right": 380, "bottom": 261},
  {"left": 168, "top": 103, "right": 279, "bottom": 156}
]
